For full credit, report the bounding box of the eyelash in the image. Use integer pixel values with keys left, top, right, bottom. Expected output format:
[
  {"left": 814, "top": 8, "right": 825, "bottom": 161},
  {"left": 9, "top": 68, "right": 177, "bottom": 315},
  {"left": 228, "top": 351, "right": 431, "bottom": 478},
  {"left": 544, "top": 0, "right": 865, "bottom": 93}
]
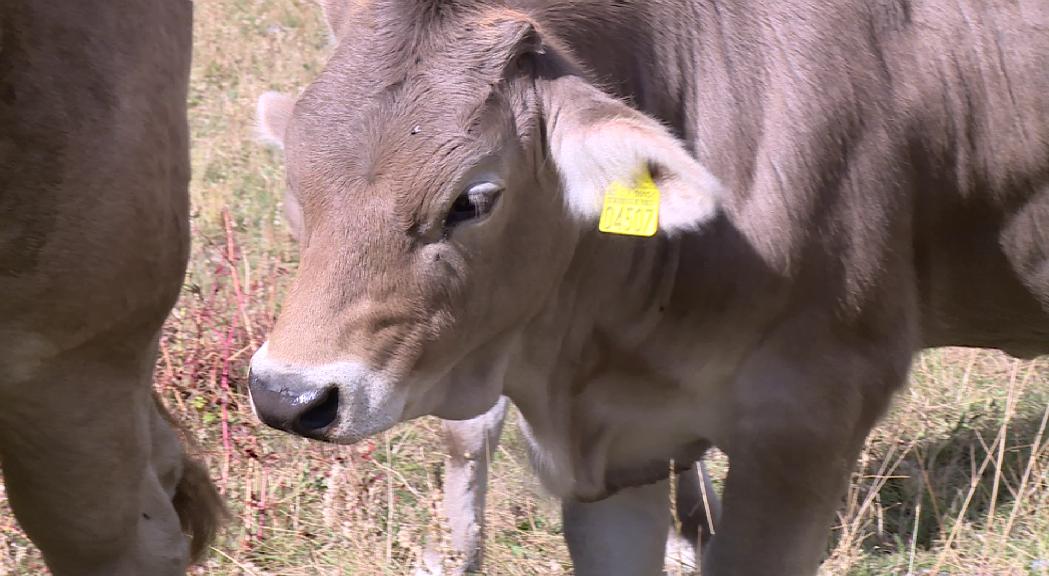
[{"left": 443, "top": 185, "right": 502, "bottom": 230}]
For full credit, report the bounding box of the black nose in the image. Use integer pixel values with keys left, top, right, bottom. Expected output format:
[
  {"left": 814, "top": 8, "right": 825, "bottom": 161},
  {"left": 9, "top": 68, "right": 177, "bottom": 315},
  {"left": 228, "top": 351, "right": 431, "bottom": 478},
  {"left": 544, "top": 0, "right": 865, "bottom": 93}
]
[{"left": 248, "top": 370, "right": 340, "bottom": 438}]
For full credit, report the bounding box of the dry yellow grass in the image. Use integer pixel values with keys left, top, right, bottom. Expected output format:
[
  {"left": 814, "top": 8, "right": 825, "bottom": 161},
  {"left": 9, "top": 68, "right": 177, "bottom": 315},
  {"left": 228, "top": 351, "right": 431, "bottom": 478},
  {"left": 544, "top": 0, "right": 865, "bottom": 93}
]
[{"left": 2, "top": 1, "right": 1048, "bottom": 575}]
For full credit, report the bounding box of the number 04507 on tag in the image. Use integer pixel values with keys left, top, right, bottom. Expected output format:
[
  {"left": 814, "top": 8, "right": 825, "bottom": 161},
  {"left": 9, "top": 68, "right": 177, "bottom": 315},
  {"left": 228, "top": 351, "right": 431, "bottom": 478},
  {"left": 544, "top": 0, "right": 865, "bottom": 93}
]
[{"left": 598, "top": 171, "right": 661, "bottom": 237}]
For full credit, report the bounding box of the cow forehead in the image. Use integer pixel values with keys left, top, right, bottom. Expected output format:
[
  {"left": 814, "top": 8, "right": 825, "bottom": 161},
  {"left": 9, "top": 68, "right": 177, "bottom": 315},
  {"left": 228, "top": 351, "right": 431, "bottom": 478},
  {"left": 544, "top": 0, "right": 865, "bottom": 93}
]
[
  {"left": 294, "top": 74, "right": 487, "bottom": 148},
  {"left": 288, "top": 90, "right": 515, "bottom": 208},
  {"left": 294, "top": 0, "right": 526, "bottom": 125},
  {"left": 283, "top": 1, "right": 532, "bottom": 214},
  {"left": 286, "top": 89, "right": 506, "bottom": 207}
]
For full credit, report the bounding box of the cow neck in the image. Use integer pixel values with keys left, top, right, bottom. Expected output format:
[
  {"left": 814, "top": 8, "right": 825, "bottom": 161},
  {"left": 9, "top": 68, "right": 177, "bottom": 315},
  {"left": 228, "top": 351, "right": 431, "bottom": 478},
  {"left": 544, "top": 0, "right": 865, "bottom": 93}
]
[
  {"left": 499, "top": 225, "right": 679, "bottom": 497},
  {"left": 501, "top": 228, "right": 787, "bottom": 499},
  {"left": 541, "top": 0, "right": 793, "bottom": 332},
  {"left": 502, "top": 0, "right": 793, "bottom": 499}
]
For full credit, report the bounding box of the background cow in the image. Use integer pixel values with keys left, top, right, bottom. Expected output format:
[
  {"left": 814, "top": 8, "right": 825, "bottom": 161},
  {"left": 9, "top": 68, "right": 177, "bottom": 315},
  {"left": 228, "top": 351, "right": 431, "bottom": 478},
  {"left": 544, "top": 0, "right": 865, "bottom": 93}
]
[
  {"left": 247, "top": 0, "right": 1048, "bottom": 574},
  {"left": 0, "top": 2, "right": 224, "bottom": 574}
]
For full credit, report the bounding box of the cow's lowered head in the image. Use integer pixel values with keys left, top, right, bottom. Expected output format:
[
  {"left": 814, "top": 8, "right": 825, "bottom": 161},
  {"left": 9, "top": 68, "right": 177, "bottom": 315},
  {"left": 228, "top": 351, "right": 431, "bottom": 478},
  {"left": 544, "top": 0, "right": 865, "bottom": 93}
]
[{"left": 248, "top": 0, "right": 723, "bottom": 444}]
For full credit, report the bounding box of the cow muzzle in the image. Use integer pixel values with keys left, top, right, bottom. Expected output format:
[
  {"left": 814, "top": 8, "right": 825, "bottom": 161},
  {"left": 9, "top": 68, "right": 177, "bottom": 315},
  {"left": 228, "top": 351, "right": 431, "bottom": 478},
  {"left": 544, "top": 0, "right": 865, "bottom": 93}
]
[
  {"left": 248, "top": 373, "right": 340, "bottom": 438},
  {"left": 247, "top": 342, "right": 405, "bottom": 443}
]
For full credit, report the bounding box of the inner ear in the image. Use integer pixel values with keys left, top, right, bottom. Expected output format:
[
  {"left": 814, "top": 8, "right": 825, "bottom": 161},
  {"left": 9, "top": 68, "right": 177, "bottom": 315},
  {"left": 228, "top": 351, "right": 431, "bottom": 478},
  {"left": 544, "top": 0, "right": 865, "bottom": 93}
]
[
  {"left": 469, "top": 12, "right": 549, "bottom": 82},
  {"left": 506, "top": 20, "right": 542, "bottom": 61},
  {"left": 544, "top": 76, "right": 724, "bottom": 234}
]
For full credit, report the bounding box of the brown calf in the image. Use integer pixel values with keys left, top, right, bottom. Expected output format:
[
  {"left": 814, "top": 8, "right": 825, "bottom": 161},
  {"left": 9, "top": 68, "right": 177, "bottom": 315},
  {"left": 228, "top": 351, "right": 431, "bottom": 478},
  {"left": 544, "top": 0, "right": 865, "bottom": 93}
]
[{"left": 249, "top": 1, "right": 1049, "bottom": 574}]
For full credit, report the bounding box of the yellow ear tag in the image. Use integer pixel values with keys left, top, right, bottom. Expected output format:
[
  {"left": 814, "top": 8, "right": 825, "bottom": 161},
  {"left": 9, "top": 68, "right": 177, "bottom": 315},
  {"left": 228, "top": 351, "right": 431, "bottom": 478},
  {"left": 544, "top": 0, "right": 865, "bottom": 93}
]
[{"left": 598, "top": 167, "right": 660, "bottom": 237}]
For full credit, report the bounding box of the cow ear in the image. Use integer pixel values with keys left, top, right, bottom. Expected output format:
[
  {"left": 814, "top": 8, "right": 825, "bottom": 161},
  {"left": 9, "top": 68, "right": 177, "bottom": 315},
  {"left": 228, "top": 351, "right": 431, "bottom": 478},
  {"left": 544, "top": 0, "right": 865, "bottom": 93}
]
[
  {"left": 256, "top": 91, "right": 295, "bottom": 149},
  {"left": 256, "top": 92, "right": 303, "bottom": 240},
  {"left": 281, "top": 188, "right": 304, "bottom": 242},
  {"left": 546, "top": 78, "right": 724, "bottom": 235},
  {"left": 319, "top": 0, "right": 354, "bottom": 41}
]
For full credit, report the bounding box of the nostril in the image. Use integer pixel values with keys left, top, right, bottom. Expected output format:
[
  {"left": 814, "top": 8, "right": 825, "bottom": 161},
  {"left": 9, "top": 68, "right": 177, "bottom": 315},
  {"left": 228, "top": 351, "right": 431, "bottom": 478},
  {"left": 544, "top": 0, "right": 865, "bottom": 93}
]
[{"left": 295, "top": 386, "right": 339, "bottom": 433}]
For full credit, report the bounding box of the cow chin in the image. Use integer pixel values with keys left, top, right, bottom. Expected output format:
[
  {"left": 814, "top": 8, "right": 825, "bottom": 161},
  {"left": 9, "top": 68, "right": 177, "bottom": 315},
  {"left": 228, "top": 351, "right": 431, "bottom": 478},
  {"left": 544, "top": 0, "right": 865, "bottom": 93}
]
[
  {"left": 428, "top": 384, "right": 503, "bottom": 422},
  {"left": 248, "top": 342, "right": 408, "bottom": 444}
]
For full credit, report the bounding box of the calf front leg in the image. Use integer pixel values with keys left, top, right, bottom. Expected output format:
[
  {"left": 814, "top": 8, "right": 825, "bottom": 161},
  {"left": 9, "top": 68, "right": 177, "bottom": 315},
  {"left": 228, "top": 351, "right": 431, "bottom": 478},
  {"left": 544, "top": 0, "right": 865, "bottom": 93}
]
[
  {"left": 703, "top": 439, "right": 859, "bottom": 576},
  {"left": 563, "top": 480, "right": 673, "bottom": 576},
  {"left": 439, "top": 396, "right": 509, "bottom": 574},
  {"left": 703, "top": 338, "right": 905, "bottom": 576}
]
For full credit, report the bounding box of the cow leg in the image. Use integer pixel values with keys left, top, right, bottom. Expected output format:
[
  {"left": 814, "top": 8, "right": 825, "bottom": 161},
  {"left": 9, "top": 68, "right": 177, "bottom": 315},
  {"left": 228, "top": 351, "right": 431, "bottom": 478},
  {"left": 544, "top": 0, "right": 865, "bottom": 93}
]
[
  {"left": 0, "top": 338, "right": 190, "bottom": 576},
  {"left": 438, "top": 396, "right": 509, "bottom": 574},
  {"left": 563, "top": 479, "right": 671, "bottom": 576},
  {"left": 665, "top": 460, "right": 720, "bottom": 572},
  {"left": 702, "top": 438, "right": 862, "bottom": 576},
  {"left": 702, "top": 336, "right": 905, "bottom": 576}
]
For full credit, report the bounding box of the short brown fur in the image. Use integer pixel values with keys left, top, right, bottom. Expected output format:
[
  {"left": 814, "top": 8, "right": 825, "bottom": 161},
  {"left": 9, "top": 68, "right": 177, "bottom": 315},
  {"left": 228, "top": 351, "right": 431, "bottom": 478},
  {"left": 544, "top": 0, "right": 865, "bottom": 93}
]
[
  {"left": 1, "top": 1, "right": 224, "bottom": 573},
  {"left": 252, "top": 1, "right": 1048, "bottom": 574}
]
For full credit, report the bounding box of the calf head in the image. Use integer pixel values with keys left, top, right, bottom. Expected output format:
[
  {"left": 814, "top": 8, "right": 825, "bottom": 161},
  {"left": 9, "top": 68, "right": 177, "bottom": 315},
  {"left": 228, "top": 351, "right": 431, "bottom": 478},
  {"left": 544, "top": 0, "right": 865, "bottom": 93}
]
[{"left": 249, "top": 0, "right": 723, "bottom": 443}]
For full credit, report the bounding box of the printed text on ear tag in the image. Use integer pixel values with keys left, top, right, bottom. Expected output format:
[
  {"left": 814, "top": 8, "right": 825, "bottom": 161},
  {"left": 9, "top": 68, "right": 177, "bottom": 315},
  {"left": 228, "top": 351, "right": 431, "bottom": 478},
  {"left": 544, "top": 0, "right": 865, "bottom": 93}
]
[{"left": 598, "top": 168, "right": 660, "bottom": 237}]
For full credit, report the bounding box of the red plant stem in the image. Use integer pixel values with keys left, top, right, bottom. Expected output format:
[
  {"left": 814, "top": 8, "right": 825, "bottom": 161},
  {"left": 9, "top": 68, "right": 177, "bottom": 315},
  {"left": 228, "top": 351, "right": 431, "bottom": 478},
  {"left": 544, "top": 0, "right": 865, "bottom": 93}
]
[
  {"left": 223, "top": 208, "right": 256, "bottom": 343},
  {"left": 219, "top": 315, "right": 237, "bottom": 495},
  {"left": 183, "top": 278, "right": 219, "bottom": 392},
  {"left": 257, "top": 466, "right": 267, "bottom": 544}
]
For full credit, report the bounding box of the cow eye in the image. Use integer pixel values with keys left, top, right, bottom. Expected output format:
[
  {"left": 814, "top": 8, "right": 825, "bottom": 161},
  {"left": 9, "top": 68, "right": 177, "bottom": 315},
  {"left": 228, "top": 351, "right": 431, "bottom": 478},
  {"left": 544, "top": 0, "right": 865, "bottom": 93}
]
[{"left": 444, "top": 182, "right": 502, "bottom": 229}]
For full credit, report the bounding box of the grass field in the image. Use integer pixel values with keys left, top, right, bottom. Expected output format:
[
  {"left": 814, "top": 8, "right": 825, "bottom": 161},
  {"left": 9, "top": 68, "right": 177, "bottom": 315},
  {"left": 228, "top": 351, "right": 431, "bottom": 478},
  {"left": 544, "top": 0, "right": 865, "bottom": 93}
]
[{"left": 2, "top": 1, "right": 1048, "bottom": 574}]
